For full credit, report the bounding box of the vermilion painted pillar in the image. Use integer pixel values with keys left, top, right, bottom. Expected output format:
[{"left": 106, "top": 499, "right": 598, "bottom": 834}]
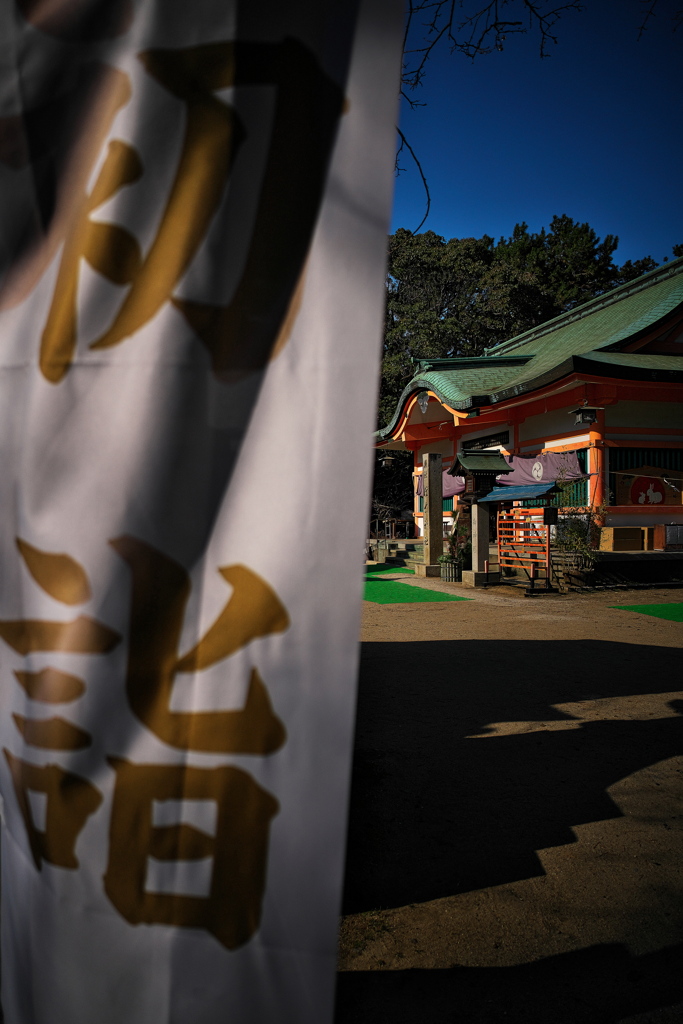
[{"left": 589, "top": 409, "right": 606, "bottom": 508}]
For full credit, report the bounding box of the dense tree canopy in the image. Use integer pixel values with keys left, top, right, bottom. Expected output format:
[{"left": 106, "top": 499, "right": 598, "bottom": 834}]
[{"left": 378, "top": 217, "right": 682, "bottom": 429}]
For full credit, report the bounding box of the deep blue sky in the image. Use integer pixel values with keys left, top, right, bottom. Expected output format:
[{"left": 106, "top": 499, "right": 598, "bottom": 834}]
[{"left": 391, "top": 1, "right": 683, "bottom": 264}]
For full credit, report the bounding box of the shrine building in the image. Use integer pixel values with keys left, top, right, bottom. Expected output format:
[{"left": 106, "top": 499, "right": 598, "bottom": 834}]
[{"left": 376, "top": 255, "right": 683, "bottom": 553}]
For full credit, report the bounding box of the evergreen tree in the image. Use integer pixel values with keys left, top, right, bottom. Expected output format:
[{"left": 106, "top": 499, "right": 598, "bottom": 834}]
[{"left": 379, "top": 222, "right": 682, "bottom": 432}]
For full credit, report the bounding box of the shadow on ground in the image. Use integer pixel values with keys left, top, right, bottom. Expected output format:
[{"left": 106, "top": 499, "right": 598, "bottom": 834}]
[
  {"left": 342, "top": 640, "right": 683, "bottom": 914},
  {"left": 338, "top": 640, "right": 683, "bottom": 1022},
  {"left": 335, "top": 941, "right": 683, "bottom": 1023}
]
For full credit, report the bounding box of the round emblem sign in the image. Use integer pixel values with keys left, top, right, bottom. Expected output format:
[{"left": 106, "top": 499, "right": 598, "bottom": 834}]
[
  {"left": 532, "top": 462, "right": 544, "bottom": 481},
  {"left": 630, "top": 477, "right": 665, "bottom": 505}
]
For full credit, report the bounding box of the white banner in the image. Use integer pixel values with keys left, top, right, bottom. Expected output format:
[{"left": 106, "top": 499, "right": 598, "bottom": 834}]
[{"left": 0, "top": 2, "right": 401, "bottom": 1021}]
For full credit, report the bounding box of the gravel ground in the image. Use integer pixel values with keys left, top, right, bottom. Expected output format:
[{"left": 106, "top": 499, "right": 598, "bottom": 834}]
[{"left": 336, "top": 579, "right": 683, "bottom": 1023}]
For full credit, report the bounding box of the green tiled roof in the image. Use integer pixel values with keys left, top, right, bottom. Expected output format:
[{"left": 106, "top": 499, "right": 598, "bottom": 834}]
[
  {"left": 378, "top": 256, "right": 683, "bottom": 440},
  {"left": 415, "top": 364, "right": 524, "bottom": 403},
  {"left": 488, "top": 257, "right": 683, "bottom": 358},
  {"left": 453, "top": 451, "right": 511, "bottom": 474}
]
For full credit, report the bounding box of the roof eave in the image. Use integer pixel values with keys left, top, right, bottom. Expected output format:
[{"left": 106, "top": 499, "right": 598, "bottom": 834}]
[
  {"left": 375, "top": 376, "right": 477, "bottom": 441},
  {"left": 375, "top": 350, "right": 683, "bottom": 444},
  {"left": 573, "top": 354, "right": 683, "bottom": 382},
  {"left": 487, "top": 353, "right": 683, "bottom": 406}
]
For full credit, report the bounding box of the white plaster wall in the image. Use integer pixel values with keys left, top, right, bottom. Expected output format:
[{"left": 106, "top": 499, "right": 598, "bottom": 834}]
[
  {"left": 518, "top": 407, "right": 576, "bottom": 442},
  {"left": 605, "top": 401, "right": 683, "bottom": 429},
  {"left": 417, "top": 439, "right": 454, "bottom": 456}
]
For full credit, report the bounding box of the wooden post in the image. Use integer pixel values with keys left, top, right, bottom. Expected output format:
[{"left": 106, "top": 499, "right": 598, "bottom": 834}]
[
  {"left": 419, "top": 452, "right": 443, "bottom": 575},
  {"left": 462, "top": 499, "right": 500, "bottom": 587},
  {"left": 471, "top": 500, "right": 489, "bottom": 572}
]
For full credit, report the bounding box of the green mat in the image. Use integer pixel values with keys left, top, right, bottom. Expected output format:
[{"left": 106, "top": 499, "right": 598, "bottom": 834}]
[
  {"left": 611, "top": 603, "right": 683, "bottom": 622},
  {"left": 364, "top": 564, "right": 415, "bottom": 575},
  {"left": 363, "top": 574, "right": 469, "bottom": 604}
]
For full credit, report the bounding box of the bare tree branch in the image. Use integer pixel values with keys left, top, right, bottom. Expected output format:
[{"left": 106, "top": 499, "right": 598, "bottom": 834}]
[
  {"left": 396, "top": 128, "right": 432, "bottom": 233},
  {"left": 637, "top": 0, "right": 683, "bottom": 38},
  {"left": 401, "top": 0, "right": 584, "bottom": 92},
  {"left": 397, "top": 0, "right": 584, "bottom": 231},
  {"left": 398, "top": 0, "right": 680, "bottom": 233},
  {"left": 638, "top": 0, "right": 659, "bottom": 38}
]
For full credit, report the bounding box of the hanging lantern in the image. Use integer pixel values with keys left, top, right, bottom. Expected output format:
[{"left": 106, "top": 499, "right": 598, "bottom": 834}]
[{"left": 570, "top": 404, "right": 602, "bottom": 426}]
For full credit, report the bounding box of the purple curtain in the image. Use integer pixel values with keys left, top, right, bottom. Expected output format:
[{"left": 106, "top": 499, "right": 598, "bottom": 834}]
[
  {"left": 416, "top": 451, "right": 585, "bottom": 497},
  {"left": 501, "top": 451, "right": 585, "bottom": 486}
]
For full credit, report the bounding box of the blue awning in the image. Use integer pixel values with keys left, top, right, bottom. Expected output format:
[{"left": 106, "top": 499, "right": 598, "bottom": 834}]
[{"left": 478, "top": 483, "right": 557, "bottom": 503}]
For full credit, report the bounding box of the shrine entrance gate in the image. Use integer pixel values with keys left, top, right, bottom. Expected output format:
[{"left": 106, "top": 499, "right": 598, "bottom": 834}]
[{"left": 497, "top": 507, "right": 551, "bottom": 587}]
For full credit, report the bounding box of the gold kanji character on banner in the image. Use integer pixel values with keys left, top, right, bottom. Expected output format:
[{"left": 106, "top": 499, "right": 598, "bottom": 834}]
[
  {"left": 0, "top": 539, "right": 119, "bottom": 755},
  {"left": 33, "top": 40, "right": 344, "bottom": 383},
  {"left": 4, "top": 752, "right": 102, "bottom": 869},
  {"left": 104, "top": 758, "right": 278, "bottom": 950},
  {"left": 0, "top": 534, "right": 289, "bottom": 949},
  {"left": 0, "top": 540, "right": 108, "bottom": 869},
  {"left": 111, "top": 535, "right": 288, "bottom": 753}
]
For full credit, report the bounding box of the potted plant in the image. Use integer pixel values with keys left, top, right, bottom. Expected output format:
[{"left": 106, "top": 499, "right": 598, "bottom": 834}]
[
  {"left": 439, "top": 514, "right": 471, "bottom": 581},
  {"left": 438, "top": 551, "right": 459, "bottom": 582},
  {"left": 552, "top": 489, "right": 609, "bottom": 590}
]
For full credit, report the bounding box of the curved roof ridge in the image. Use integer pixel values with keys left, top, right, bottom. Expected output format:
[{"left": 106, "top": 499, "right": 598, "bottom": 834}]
[{"left": 485, "top": 255, "right": 683, "bottom": 356}]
